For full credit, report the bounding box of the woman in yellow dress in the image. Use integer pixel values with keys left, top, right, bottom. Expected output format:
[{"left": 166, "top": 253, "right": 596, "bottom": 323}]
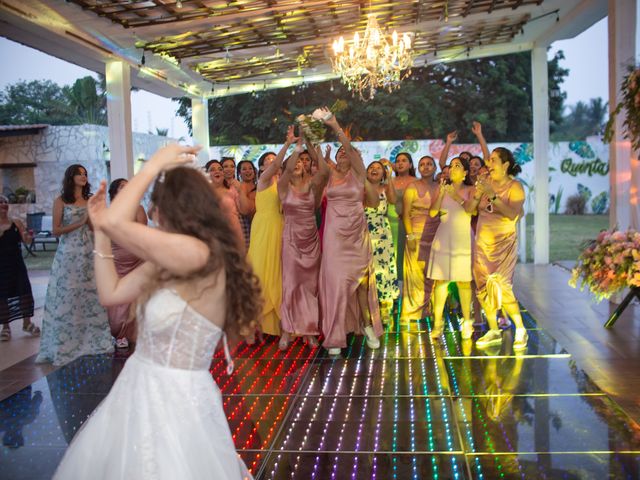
[
  {"left": 400, "top": 156, "right": 438, "bottom": 323},
  {"left": 246, "top": 127, "right": 296, "bottom": 343}
]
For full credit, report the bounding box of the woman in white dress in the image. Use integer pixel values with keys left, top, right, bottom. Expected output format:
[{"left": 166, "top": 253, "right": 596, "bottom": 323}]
[
  {"left": 53, "top": 144, "right": 259, "bottom": 480},
  {"left": 427, "top": 157, "right": 476, "bottom": 340}
]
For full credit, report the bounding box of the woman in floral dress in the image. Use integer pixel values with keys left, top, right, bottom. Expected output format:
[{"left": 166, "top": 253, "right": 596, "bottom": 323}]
[
  {"left": 36, "top": 165, "right": 112, "bottom": 366},
  {"left": 364, "top": 161, "right": 399, "bottom": 324}
]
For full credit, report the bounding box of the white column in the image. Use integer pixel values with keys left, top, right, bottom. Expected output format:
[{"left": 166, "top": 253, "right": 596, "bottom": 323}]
[
  {"left": 532, "top": 46, "right": 550, "bottom": 265},
  {"left": 191, "top": 97, "right": 210, "bottom": 165},
  {"left": 608, "top": 0, "right": 638, "bottom": 231},
  {"left": 105, "top": 61, "right": 134, "bottom": 179}
]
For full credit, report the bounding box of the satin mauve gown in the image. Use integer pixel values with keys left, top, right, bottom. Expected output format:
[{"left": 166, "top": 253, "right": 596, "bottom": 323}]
[
  {"left": 319, "top": 170, "right": 382, "bottom": 349},
  {"left": 280, "top": 188, "right": 320, "bottom": 336},
  {"left": 473, "top": 179, "right": 524, "bottom": 312},
  {"left": 106, "top": 242, "right": 143, "bottom": 341}
]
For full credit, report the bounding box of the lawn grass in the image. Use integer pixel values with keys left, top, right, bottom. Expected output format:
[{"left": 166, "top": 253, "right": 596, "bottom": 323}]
[
  {"left": 23, "top": 246, "right": 58, "bottom": 271},
  {"left": 524, "top": 214, "right": 609, "bottom": 263},
  {"left": 22, "top": 214, "right": 610, "bottom": 272}
]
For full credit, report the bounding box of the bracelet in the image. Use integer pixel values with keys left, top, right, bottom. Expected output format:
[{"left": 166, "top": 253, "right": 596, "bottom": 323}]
[
  {"left": 459, "top": 198, "right": 465, "bottom": 206},
  {"left": 92, "top": 250, "right": 115, "bottom": 259}
]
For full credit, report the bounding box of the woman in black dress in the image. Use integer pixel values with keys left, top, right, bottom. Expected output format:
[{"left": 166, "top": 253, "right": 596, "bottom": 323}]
[{"left": 0, "top": 195, "right": 38, "bottom": 340}]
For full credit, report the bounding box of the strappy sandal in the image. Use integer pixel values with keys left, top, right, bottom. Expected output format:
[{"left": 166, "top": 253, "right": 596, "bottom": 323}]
[
  {"left": 0, "top": 329, "right": 10, "bottom": 341},
  {"left": 22, "top": 323, "right": 41, "bottom": 337}
]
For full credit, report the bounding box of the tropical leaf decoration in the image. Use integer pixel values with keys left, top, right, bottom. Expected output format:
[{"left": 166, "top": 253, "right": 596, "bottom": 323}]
[
  {"left": 389, "top": 141, "right": 420, "bottom": 162},
  {"left": 220, "top": 145, "right": 246, "bottom": 159},
  {"left": 513, "top": 143, "right": 533, "bottom": 165},
  {"left": 552, "top": 186, "right": 563, "bottom": 214},
  {"left": 569, "top": 141, "right": 596, "bottom": 159},
  {"left": 240, "top": 145, "right": 268, "bottom": 162},
  {"left": 591, "top": 191, "right": 609, "bottom": 214},
  {"left": 577, "top": 183, "right": 593, "bottom": 201}
]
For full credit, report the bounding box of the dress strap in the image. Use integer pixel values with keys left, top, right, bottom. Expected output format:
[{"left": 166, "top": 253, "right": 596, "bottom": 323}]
[{"left": 222, "top": 333, "right": 234, "bottom": 375}]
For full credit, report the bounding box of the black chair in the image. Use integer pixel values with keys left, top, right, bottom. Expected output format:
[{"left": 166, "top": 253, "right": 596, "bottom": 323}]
[
  {"left": 24, "top": 213, "right": 58, "bottom": 257},
  {"left": 23, "top": 213, "right": 45, "bottom": 257}
]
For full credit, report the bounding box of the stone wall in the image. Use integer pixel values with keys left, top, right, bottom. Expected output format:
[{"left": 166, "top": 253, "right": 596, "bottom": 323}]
[{"left": 0, "top": 125, "right": 176, "bottom": 223}]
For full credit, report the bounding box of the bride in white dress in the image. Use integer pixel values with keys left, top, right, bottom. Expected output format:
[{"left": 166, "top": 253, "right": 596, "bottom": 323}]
[{"left": 54, "top": 144, "right": 260, "bottom": 480}]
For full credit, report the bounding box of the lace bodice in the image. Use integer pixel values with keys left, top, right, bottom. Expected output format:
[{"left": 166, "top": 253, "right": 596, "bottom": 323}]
[{"left": 135, "top": 288, "right": 232, "bottom": 373}]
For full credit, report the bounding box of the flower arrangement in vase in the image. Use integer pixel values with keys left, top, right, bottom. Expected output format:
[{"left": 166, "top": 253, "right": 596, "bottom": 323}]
[{"left": 570, "top": 229, "right": 640, "bottom": 301}]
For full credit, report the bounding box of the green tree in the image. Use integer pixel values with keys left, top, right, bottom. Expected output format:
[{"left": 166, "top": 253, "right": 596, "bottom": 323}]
[
  {"left": 0, "top": 76, "right": 108, "bottom": 126},
  {"left": 175, "top": 50, "right": 568, "bottom": 145},
  {"left": 64, "top": 76, "right": 107, "bottom": 125},
  {"left": 0, "top": 80, "right": 74, "bottom": 125},
  {"left": 552, "top": 97, "right": 607, "bottom": 141}
]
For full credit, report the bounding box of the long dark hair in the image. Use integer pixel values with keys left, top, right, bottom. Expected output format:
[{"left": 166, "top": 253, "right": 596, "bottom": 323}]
[
  {"left": 493, "top": 147, "right": 522, "bottom": 176},
  {"left": 450, "top": 156, "right": 474, "bottom": 186},
  {"left": 394, "top": 152, "right": 416, "bottom": 177},
  {"left": 108, "top": 178, "right": 127, "bottom": 201},
  {"left": 61, "top": 164, "right": 91, "bottom": 204},
  {"left": 257, "top": 151, "right": 276, "bottom": 168},
  {"left": 146, "top": 167, "right": 261, "bottom": 338},
  {"left": 237, "top": 160, "right": 257, "bottom": 185},
  {"left": 221, "top": 157, "right": 237, "bottom": 179}
]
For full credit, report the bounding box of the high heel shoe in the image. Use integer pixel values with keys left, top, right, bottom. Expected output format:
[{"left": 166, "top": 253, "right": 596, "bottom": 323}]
[
  {"left": 363, "top": 326, "right": 380, "bottom": 349},
  {"left": 304, "top": 335, "right": 319, "bottom": 348},
  {"left": 278, "top": 332, "right": 291, "bottom": 351}
]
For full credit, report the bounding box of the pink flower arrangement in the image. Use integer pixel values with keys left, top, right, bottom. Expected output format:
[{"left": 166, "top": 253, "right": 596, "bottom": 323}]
[{"left": 570, "top": 228, "right": 640, "bottom": 301}]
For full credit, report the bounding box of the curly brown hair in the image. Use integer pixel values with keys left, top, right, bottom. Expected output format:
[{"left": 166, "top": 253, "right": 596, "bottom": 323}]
[{"left": 144, "top": 167, "right": 261, "bottom": 338}]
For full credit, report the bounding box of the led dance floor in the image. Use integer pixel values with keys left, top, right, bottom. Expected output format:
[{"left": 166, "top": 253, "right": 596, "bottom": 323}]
[{"left": 2, "top": 309, "right": 640, "bottom": 479}]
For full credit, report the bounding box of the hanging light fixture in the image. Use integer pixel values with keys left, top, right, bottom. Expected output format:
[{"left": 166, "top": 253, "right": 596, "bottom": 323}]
[{"left": 331, "top": 13, "right": 414, "bottom": 101}]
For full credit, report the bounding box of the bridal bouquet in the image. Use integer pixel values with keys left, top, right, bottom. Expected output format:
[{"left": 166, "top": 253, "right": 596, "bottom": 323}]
[
  {"left": 569, "top": 229, "right": 640, "bottom": 301},
  {"left": 295, "top": 100, "right": 347, "bottom": 145}
]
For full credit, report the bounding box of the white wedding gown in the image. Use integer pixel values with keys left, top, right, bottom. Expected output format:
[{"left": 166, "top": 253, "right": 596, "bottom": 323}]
[{"left": 54, "top": 288, "right": 252, "bottom": 480}]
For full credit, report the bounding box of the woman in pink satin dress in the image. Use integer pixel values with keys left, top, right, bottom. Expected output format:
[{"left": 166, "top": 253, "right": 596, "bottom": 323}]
[
  {"left": 106, "top": 179, "right": 148, "bottom": 349},
  {"left": 278, "top": 138, "right": 330, "bottom": 350},
  {"left": 318, "top": 110, "right": 383, "bottom": 355}
]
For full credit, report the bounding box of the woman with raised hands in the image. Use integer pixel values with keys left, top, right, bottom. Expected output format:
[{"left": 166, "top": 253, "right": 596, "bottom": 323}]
[
  {"left": 364, "top": 160, "right": 400, "bottom": 325},
  {"left": 427, "top": 157, "right": 476, "bottom": 340},
  {"left": 53, "top": 144, "right": 259, "bottom": 480},
  {"left": 245, "top": 127, "right": 296, "bottom": 343},
  {"left": 471, "top": 147, "right": 528, "bottom": 351},
  {"left": 277, "top": 137, "right": 330, "bottom": 350},
  {"left": 318, "top": 108, "right": 382, "bottom": 355}
]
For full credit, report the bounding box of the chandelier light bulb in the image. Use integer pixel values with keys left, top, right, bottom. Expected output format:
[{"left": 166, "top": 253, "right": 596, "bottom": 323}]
[{"left": 330, "top": 13, "right": 415, "bottom": 100}]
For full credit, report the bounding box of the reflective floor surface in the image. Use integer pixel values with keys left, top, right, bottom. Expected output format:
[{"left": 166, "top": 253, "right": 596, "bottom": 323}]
[{"left": 1, "top": 309, "right": 640, "bottom": 479}]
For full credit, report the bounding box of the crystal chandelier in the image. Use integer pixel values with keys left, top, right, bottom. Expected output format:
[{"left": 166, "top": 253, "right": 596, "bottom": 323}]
[{"left": 331, "top": 14, "right": 414, "bottom": 101}]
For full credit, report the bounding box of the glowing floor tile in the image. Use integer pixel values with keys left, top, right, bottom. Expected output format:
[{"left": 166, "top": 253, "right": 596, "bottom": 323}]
[
  {"left": 450, "top": 395, "right": 640, "bottom": 454},
  {"left": 260, "top": 452, "right": 469, "bottom": 479},
  {"left": 444, "top": 356, "right": 604, "bottom": 396}
]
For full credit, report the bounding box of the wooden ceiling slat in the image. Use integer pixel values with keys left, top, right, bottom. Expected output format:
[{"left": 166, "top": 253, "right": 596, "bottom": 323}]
[{"left": 67, "top": 0, "right": 544, "bottom": 82}]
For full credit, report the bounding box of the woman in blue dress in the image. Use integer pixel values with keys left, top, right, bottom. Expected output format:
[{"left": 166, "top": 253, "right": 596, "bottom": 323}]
[{"left": 36, "top": 164, "right": 112, "bottom": 366}]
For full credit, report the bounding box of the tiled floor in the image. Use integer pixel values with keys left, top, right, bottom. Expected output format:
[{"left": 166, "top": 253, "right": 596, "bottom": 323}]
[{"left": 2, "top": 309, "right": 640, "bottom": 479}]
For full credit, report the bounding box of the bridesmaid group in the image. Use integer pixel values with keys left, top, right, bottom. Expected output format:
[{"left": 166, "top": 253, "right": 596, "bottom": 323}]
[
  {"left": 28, "top": 109, "right": 528, "bottom": 366},
  {"left": 234, "top": 113, "right": 528, "bottom": 353}
]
